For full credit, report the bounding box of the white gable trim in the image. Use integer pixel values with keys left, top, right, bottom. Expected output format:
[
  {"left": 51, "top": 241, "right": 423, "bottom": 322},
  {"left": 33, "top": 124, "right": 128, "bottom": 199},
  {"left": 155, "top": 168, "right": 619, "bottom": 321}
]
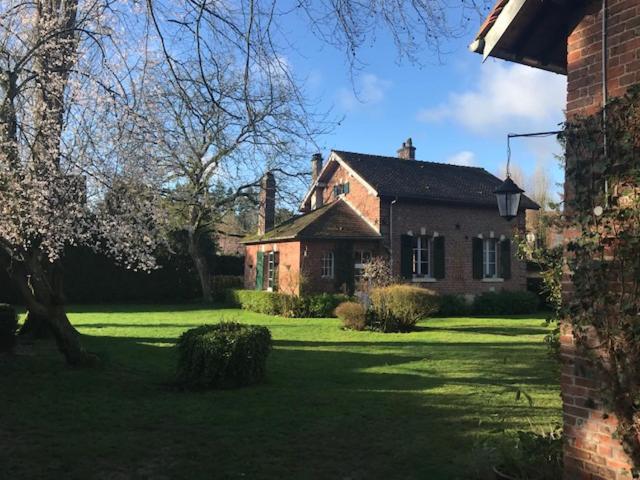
[{"left": 299, "top": 151, "right": 379, "bottom": 211}]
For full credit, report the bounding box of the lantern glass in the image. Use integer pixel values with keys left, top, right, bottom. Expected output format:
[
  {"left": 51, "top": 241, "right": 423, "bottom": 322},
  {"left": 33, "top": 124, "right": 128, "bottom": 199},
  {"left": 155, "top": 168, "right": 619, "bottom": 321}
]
[{"left": 494, "top": 177, "right": 524, "bottom": 221}]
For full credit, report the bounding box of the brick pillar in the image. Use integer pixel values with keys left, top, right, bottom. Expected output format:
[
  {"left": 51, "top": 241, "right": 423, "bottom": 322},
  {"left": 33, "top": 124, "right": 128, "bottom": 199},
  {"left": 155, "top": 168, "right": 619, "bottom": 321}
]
[{"left": 562, "top": 1, "right": 639, "bottom": 477}]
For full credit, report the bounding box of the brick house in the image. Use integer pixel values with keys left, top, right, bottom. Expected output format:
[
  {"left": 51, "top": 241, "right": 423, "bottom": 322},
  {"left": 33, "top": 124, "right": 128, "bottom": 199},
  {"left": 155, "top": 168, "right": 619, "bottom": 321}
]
[
  {"left": 472, "top": 0, "right": 640, "bottom": 477},
  {"left": 243, "top": 140, "right": 538, "bottom": 296}
]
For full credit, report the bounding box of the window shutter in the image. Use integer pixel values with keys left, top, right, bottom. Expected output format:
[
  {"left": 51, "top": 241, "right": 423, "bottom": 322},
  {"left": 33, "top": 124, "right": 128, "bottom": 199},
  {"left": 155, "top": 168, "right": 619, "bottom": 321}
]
[
  {"left": 400, "top": 235, "right": 413, "bottom": 280},
  {"left": 433, "top": 236, "right": 445, "bottom": 280},
  {"left": 255, "top": 251, "right": 264, "bottom": 290},
  {"left": 500, "top": 239, "right": 512, "bottom": 279},
  {"left": 472, "top": 238, "right": 483, "bottom": 280}
]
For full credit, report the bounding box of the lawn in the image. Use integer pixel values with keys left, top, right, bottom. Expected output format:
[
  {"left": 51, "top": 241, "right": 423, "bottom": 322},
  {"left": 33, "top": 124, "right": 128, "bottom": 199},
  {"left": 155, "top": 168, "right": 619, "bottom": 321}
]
[{"left": 0, "top": 306, "right": 561, "bottom": 479}]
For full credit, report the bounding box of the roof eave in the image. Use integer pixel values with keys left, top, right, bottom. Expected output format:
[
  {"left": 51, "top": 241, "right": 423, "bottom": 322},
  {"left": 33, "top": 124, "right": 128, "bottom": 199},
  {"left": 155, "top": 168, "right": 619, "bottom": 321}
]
[{"left": 470, "top": 0, "right": 572, "bottom": 75}]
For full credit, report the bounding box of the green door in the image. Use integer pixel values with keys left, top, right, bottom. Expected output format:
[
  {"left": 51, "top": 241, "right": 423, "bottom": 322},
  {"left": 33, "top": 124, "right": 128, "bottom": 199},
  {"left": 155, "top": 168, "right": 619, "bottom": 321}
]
[{"left": 255, "top": 251, "right": 264, "bottom": 290}]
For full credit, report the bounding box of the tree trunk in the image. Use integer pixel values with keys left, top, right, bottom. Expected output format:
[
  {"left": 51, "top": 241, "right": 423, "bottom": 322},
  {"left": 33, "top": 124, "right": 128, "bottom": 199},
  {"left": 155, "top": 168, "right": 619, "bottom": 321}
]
[
  {"left": 3, "top": 253, "right": 93, "bottom": 366},
  {"left": 188, "top": 229, "right": 213, "bottom": 303},
  {"left": 19, "top": 311, "right": 52, "bottom": 339}
]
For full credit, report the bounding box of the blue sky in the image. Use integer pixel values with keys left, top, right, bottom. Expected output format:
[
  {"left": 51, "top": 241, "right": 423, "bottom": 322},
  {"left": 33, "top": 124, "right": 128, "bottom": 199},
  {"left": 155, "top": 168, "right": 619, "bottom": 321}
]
[{"left": 281, "top": 13, "right": 567, "bottom": 201}]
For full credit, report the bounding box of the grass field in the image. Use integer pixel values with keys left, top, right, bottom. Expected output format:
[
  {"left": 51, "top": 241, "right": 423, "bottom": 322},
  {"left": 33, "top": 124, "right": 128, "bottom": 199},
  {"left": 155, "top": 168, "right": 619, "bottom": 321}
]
[{"left": 0, "top": 306, "right": 561, "bottom": 479}]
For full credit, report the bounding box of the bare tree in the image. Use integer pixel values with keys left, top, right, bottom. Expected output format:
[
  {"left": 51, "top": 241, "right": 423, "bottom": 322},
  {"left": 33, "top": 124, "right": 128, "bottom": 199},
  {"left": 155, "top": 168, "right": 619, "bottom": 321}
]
[
  {"left": 140, "top": 1, "right": 327, "bottom": 301},
  {"left": 527, "top": 160, "right": 553, "bottom": 210}
]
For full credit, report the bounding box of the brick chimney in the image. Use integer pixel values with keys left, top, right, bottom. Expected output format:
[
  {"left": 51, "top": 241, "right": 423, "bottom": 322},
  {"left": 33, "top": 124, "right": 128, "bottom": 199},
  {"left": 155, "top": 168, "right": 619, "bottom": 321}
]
[
  {"left": 258, "top": 171, "right": 276, "bottom": 235},
  {"left": 397, "top": 137, "right": 416, "bottom": 160},
  {"left": 311, "top": 153, "right": 324, "bottom": 209}
]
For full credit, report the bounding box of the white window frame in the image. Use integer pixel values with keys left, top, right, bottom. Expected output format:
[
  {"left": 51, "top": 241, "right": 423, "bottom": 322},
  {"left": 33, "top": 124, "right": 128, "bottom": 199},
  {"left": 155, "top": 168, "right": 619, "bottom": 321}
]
[
  {"left": 354, "top": 250, "right": 372, "bottom": 282},
  {"left": 266, "top": 251, "right": 276, "bottom": 291},
  {"left": 321, "top": 251, "right": 334, "bottom": 279},
  {"left": 412, "top": 236, "right": 433, "bottom": 279},
  {"left": 483, "top": 238, "right": 499, "bottom": 279}
]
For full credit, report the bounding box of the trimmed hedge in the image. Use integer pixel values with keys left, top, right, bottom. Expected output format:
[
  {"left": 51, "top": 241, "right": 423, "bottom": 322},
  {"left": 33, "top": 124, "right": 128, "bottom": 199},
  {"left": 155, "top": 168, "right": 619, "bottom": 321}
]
[
  {"left": 0, "top": 246, "right": 244, "bottom": 304},
  {"left": 370, "top": 285, "right": 439, "bottom": 332},
  {"left": 176, "top": 322, "right": 271, "bottom": 389},
  {"left": 0, "top": 304, "right": 17, "bottom": 351},
  {"left": 335, "top": 302, "right": 367, "bottom": 331},
  {"left": 472, "top": 291, "right": 539, "bottom": 316},
  {"left": 224, "top": 290, "right": 350, "bottom": 318},
  {"left": 437, "top": 294, "right": 471, "bottom": 317}
]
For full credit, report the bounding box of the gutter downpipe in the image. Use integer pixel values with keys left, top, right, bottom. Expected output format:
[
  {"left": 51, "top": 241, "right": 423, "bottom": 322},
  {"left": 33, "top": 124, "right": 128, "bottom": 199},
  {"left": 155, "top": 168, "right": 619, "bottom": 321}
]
[{"left": 389, "top": 197, "right": 398, "bottom": 274}]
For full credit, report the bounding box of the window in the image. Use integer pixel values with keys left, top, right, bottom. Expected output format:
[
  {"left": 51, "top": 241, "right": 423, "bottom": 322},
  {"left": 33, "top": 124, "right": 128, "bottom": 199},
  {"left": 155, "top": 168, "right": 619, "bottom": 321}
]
[
  {"left": 332, "top": 182, "right": 350, "bottom": 198},
  {"left": 354, "top": 250, "right": 372, "bottom": 281},
  {"left": 483, "top": 239, "right": 499, "bottom": 278},
  {"left": 321, "top": 251, "right": 334, "bottom": 278},
  {"left": 412, "top": 236, "right": 433, "bottom": 278},
  {"left": 266, "top": 251, "right": 278, "bottom": 290}
]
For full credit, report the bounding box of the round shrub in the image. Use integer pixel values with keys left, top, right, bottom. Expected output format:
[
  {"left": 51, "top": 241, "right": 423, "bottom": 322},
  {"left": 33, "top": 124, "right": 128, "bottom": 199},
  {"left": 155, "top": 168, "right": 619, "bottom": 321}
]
[
  {"left": 335, "top": 301, "right": 367, "bottom": 331},
  {"left": 0, "top": 304, "right": 17, "bottom": 352},
  {"left": 370, "top": 285, "right": 439, "bottom": 332},
  {"left": 176, "top": 322, "right": 272, "bottom": 389}
]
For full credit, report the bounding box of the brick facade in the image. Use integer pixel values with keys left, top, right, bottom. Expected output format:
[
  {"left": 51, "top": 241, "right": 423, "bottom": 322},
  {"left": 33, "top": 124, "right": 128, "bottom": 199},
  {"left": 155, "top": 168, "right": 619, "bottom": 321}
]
[
  {"left": 380, "top": 199, "right": 527, "bottom": 296},
  {"left": 322, "top": 163, "right": 381, "bottom": 230},
  {"left": 245, "top": 163, "right": 529, "bottom": 296},
  {"left": 563, "top": 1, "right": 639, "bottom": 477}
]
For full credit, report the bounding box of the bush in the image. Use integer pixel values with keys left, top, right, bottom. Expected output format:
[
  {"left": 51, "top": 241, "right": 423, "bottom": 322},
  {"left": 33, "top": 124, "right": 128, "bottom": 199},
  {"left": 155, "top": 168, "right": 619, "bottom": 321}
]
[
  {"left": 437, "top": 294, "right": 471, "bottom": 317},
  {"left": 335, "top": 302, "right": 367, "bottom": 331},
  {"left": 473, "top": 290, "right": 539, "bottom": 316},
  {"left": 494, "top": 427, "right": 563, "bottom": 480},
  {"left": 225, "top": 290, "right": 350, "bottom": 318},
  {"left": 370, "top": 285, "right": 439, "bottom": 332},
  {"left": 225, "top": 290, "right": 286, "bottom": 315},
  {"left": 176, "top": 322, "right": 272, "bottom": 389},
  {"left": 0, "top": 304, "right": 17, "bottom": 351},
  {"left": 305, "top": 293, "right": 350, "bottom": 317}
]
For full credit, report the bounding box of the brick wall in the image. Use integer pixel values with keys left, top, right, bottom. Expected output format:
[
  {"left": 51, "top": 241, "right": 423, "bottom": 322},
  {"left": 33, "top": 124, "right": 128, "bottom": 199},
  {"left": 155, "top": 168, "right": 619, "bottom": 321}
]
[
  {"left": 322, "top": 162, "right": 381, "bottom": 229},
  {"left": 380, "top": 199, "right": 528, "bottom": 296},
  {"left": 244, "top": 241, "right": 301, "bottom": 294},
  {"left": 563, "top": 1, "right": 639, "bottom": 477},
  {"left": 301, "top": 240, "right": 381, "bottom": 294}
]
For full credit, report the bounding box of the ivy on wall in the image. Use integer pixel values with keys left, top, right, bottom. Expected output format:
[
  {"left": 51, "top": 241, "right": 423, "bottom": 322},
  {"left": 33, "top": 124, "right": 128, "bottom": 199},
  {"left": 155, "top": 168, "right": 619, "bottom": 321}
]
[{"left": 562, "top": 84, "right": 640, "bottom": 467}]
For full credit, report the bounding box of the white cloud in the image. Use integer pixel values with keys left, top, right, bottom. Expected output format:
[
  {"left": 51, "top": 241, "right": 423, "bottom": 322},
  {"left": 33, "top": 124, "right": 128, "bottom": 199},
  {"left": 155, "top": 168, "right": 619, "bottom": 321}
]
[
  {"left": 417, "top": 62, "right": 566, "bottom": 134},
  {"left": 447, "top": 150, "right": 476, "bottom": 166},
  {"left": 337, "top": 73, "right": 391, "bottom": 111}
]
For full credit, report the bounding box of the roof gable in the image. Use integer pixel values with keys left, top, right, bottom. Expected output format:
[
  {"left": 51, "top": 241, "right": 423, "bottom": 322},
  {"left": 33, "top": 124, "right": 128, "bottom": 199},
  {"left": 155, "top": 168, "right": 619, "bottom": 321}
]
[{"left": 243, "top": 199, "right": 380, "bottom": 244}]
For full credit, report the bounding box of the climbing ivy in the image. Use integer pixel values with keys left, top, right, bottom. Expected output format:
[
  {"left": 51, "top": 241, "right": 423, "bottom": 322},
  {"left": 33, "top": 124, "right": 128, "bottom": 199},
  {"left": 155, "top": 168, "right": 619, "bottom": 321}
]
[{"left": 562, "top": 84, "right": 640, "bottom": 468}]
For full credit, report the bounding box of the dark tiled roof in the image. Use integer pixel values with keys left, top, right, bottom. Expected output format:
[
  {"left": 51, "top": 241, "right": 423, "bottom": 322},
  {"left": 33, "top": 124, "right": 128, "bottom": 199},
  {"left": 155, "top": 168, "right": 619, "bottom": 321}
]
[
  {"left": 334, "top": 150, "right": 539, "bottom": 210},
  {"left": 243, "top": 199, "right": 381, "bottom": 244}
]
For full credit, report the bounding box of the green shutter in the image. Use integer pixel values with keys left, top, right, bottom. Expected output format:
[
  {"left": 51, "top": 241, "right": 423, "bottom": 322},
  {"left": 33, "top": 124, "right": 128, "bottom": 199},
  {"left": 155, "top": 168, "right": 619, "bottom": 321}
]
[
  {"left": 400, "top": 235, "right": 413, "bottom": 280},
  {"left": 255, "top": 251, "right": 264, "bottom": 290},
  {"left": 472, "top": 238, "right": 483, "bottom": 280},
  {"left": 433, "top": 236, "right": 445, "bottom": 280},
  {"left": 500, "top": 239, "right": 512, "bottom": 280}
]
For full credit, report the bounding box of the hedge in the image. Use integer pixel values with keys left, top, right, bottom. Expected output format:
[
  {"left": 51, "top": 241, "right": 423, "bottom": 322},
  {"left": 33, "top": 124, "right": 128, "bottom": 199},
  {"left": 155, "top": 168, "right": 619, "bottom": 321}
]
[
  {"left": 176, "top": 322, "right": 272, "bottom": 389},
  {"left": 224, "top": 290, "right": 350, "bottom": 318},
  {"left": 472, "top": 290, "right": 539, "bottom": 316},
  {"left": 0, "top": 246, "right": 244, "bottom": 304}
]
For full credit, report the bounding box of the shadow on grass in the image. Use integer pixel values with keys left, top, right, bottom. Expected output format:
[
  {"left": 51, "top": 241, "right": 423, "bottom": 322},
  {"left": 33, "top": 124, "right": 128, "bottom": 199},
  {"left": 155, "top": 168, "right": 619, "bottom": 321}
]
[{"left": 0, "top": 328, "right": 559, "bottom": 480}]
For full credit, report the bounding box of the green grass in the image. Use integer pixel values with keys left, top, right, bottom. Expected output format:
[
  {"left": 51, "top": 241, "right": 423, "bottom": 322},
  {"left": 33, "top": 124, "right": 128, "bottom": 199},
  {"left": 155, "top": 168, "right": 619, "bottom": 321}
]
[{"left": 0, "top": 306, "right": 561, "bottom": 479}]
